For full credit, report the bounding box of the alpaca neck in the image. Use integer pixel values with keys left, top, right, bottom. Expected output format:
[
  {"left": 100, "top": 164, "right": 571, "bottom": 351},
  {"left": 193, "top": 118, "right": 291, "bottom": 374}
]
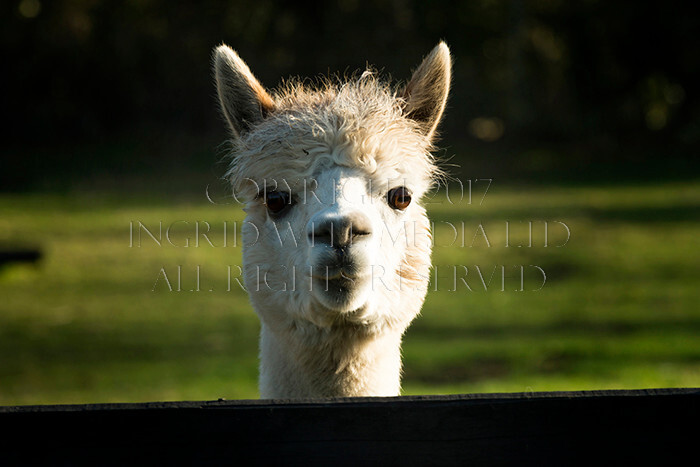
[{"left": 258, "top": 321, "right": 403, "bottom": 399}]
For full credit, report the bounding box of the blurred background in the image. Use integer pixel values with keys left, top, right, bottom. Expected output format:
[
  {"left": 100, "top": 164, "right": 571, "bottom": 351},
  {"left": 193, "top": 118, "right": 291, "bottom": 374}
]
[{"left": 1, "top": 0, "right": 698, "bottom": 404}]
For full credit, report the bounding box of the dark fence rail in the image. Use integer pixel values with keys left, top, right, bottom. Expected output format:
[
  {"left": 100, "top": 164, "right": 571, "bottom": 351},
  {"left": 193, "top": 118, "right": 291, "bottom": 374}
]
[{"left": 1, "top": 388, "right": 697, "bottom": 466}]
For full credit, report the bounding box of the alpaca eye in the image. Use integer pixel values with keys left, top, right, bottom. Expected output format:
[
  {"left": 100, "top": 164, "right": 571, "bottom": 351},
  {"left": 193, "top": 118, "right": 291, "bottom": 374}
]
[
  {"left": 387, "top": 187, "right": 411, "bottom": 210},
  {"left": 264, "top": 191, "right": 292, "bottom": 214}
]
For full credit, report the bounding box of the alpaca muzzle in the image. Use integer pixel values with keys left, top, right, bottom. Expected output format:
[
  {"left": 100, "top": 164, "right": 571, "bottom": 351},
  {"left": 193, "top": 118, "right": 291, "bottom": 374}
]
[{"left": 307, "top": 211, "right": 373, "bottom": 248}]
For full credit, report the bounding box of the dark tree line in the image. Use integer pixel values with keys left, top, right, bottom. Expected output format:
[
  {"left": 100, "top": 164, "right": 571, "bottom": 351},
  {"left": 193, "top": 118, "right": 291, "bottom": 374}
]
[{"left": 2, "top": 0, "right": 698, "bottom": 189}]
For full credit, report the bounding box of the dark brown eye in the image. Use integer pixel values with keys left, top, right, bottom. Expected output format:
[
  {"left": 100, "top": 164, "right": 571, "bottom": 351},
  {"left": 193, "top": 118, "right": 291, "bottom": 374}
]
[
  {"left": 387, "top": 187, "right": 411, "bottom": 210},
  {"left": 264, "top": 191, "right": 292, "bottom": 214}
]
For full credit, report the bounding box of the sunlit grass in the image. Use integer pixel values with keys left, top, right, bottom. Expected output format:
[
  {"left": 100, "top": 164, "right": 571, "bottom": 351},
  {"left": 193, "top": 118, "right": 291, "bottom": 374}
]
[{"left": 0, "top": 180, "right": 698, "bottom": 405}]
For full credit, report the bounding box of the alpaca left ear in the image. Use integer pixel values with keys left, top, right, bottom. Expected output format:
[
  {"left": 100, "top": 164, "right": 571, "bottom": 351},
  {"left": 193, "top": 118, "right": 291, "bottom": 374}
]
[
  {"left": 402, "top": 42, "right": 452, "bottom": 140},
  {"left": 213, "top": 44, "right": 276, "bottom": 138}
]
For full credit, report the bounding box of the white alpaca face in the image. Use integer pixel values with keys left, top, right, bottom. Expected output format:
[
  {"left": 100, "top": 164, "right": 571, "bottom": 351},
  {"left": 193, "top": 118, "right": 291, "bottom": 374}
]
[
  {"left": 240, "top": 158, "right": 432, "bottom": 328},
  {"left": 213, "top": 42, "right": 450, "bottom": 333}
]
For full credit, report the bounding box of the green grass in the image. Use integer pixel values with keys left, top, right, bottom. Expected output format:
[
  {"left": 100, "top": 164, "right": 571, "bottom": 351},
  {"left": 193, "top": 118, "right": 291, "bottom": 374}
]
[{"left": 0, "top": 180, "right": 698, "bottom": 405}]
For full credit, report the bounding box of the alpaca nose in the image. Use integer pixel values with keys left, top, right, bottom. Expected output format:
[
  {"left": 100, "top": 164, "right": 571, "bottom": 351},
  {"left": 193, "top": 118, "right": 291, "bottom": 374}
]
[{"left": 308, "top": 212, "right": 373, "bottom": 247}]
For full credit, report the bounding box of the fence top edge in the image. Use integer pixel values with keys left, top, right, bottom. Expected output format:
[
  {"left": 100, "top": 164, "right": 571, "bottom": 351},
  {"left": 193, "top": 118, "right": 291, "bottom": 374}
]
[{"left": 2, "top": 387, "right": 698, "bottom": 414}]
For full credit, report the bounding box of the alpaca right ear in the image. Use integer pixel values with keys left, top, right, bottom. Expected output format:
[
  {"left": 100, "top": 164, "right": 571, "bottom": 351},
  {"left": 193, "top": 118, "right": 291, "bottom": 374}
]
[
  {"left": 213, "top": 44, "right": 275, "bottom": 137},
  {"left": 402, "top": 42, "right": 452, "bottom": 141}
]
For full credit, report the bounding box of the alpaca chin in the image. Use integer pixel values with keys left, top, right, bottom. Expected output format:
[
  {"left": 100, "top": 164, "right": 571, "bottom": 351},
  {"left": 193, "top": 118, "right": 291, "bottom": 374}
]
[
  {"left": 310, "top": 273, "right": 372, "bottom": 314},
  {"left": 308, "top": 242, "right": 375, "bottom": 314}
]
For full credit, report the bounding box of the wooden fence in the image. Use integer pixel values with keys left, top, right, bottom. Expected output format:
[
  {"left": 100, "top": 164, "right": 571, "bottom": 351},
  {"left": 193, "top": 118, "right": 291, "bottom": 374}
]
[{"left": 1, "top": 388, "right": 697, "bottom": 465}]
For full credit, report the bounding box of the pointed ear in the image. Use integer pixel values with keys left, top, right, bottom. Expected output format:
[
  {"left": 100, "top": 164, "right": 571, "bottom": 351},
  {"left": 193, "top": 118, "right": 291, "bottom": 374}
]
[
  {"left": 213, "top": 44, "right": 276, "bottom": 137},
  {"left": 402, "top": 42, "right": 452, "bottom": 140}
]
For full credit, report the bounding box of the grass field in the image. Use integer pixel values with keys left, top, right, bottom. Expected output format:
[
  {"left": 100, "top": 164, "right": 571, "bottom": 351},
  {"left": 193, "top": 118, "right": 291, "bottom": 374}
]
[{"left": 0, "top": 180, "right": 698, "bottom": 405}]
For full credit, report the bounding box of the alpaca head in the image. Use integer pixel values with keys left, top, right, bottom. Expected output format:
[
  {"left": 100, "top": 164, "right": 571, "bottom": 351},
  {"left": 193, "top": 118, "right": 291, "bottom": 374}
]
[{"left": 214, "top": 43, "right": 450, "bottom": 336}]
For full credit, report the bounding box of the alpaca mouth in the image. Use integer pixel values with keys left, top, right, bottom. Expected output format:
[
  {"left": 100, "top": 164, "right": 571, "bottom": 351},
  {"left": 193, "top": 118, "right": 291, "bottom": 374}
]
[
  {"left": 310, "top": 254, "right": 365, "bottom": 282},
  {"left": 310, "top": 270, "right": 370, "bottom": 312},
  {"left": 310, "top": 268, "right": 361, "bottom": 281},
  {"left": 311, "top": 270, "right": 364, "bottom": 291}
]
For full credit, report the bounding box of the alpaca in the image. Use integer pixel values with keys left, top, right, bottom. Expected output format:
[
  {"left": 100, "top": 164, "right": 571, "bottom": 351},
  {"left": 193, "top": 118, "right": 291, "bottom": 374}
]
[{"left": 213, "top": 42, "right": 451, "bottom": 398}]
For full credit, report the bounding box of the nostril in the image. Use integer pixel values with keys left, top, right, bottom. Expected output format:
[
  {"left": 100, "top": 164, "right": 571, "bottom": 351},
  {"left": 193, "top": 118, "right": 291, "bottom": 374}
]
[
  {"left": 308, "top": 221, "right": 333, "bottom": 245},
  {"left": 348, "top": 212, "right": 372, "bottom": 243},
  {"left": 308, "top": 212, "right": 372, "bottom": 247},
  {"left": 350, "top": 224, "right": 371, "bottom": 239}
]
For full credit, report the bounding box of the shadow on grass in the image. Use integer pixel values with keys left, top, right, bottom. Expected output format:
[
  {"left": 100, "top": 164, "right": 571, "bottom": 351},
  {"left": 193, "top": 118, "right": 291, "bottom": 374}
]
[
  {"left": 0, "top": 317, "right": 260, "bottom": 378},
  {"left": 410, "top": 319, "right": 700, "bottom": 341},
  {"left": 404, "top": 318, "right": 700, "bottom": 385},
  {"left": 428, "top": 203, "right": 700, "bottom": 225},
  {"left": 403, "top": 357, "right": 512, "bottom": 384},
  {"left": 583, "top": 205, "right": 700, "bottom": 223}
]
